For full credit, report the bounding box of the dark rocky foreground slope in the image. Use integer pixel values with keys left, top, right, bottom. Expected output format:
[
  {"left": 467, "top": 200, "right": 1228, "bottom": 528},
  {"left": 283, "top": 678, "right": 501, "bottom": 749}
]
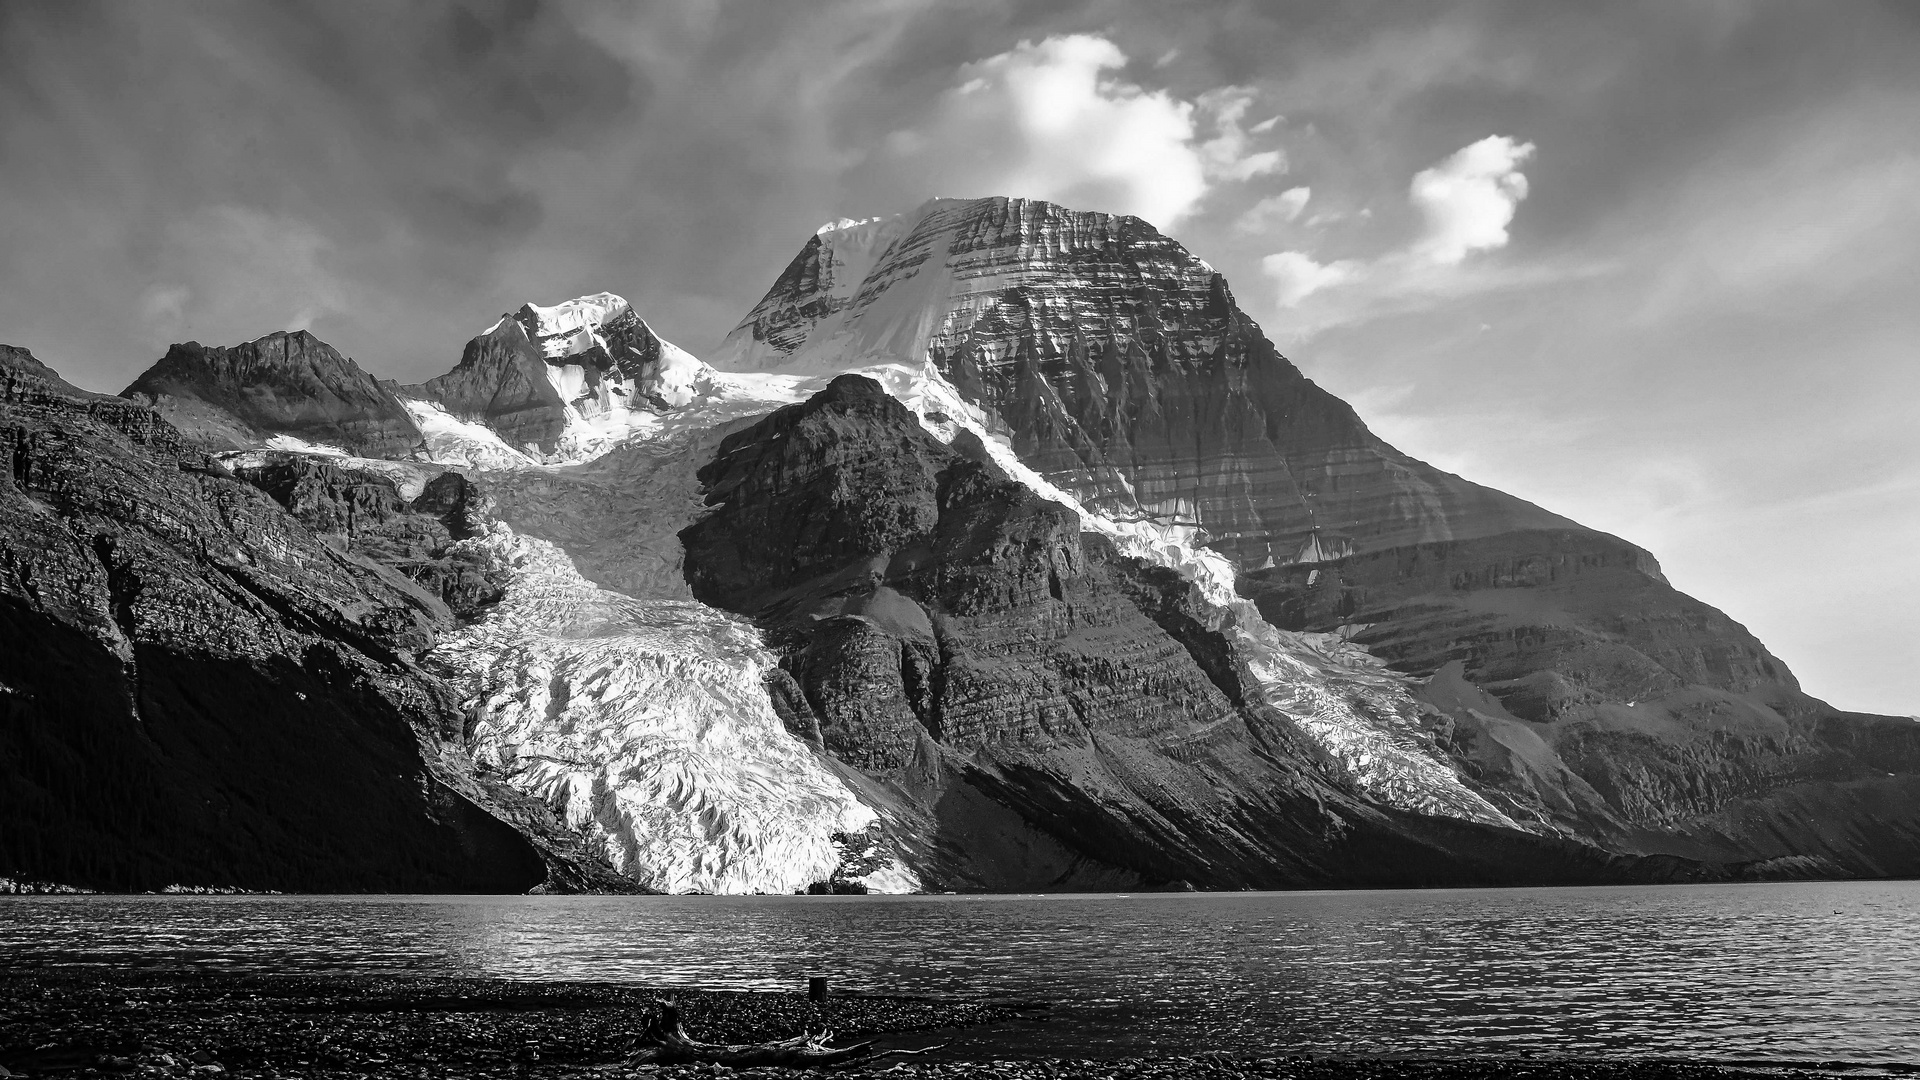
[
  {"left": 0, "top": 346, "right": 620, "bottom": 892},
  {"left": 677, "top": 374, "right": 1711, "bottom": 889}
]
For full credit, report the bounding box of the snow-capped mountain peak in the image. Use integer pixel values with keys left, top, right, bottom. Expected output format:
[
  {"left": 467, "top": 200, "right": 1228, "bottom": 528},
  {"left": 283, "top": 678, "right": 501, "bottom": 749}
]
[{"left": 405, "top": 291, "right": 717, "bottom": 463}]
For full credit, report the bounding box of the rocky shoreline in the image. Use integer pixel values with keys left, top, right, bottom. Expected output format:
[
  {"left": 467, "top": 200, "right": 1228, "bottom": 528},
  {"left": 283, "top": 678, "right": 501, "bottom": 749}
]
[{"left": 0, "top": 969, "right": 1900, "bottom": 1080}]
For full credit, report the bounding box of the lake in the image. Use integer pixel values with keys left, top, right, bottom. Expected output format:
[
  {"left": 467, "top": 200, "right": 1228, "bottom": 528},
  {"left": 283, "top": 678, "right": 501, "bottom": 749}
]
[{"left": 3, "top": 881, "right": 1916, "bottom": 1064}]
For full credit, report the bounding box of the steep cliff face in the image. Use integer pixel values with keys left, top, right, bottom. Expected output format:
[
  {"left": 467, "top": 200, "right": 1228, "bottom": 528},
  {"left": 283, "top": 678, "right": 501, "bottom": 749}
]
[
  {"left": 673, "top": 374, "right": 1711, "bottom": 889},
  {"left": 121, "top": 331, "right": 423, "bottom": 458},
  {"left": 222, "top": 454, "right": 511, "bottom": 622},
  {"left": 0, "top": 347, "right": 614, "bottom": 892}
]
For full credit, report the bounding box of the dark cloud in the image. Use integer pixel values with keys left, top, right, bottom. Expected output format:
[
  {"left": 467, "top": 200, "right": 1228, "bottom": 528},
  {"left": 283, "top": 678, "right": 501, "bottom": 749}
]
[
  {"left": 0, "top": 0, "right": 643, "bottom": 380},
  {"left": 1, "top": 0, "right": 1915, "bottom": 709}
]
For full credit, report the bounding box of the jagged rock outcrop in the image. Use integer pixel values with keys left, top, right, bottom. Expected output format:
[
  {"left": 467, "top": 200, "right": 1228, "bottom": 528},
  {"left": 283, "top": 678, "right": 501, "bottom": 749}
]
[
  {"left": 223, "top": 455, "right": 508, "bottom": 621},
  {"left": 121, "top": 331, "right": 423, "bottom": 457},
  {"left": 0, "top": 346, "right": 616, "bottom": 892},
  {"left": 677, "top": 375, "right": 1716, "bottom": 889}
]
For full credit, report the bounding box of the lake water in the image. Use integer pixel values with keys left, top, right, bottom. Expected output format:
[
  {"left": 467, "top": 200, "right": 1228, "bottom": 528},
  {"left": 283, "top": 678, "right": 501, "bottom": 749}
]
[{"left": 3, "top": 881, "right": 1917, "bottom": 1064}]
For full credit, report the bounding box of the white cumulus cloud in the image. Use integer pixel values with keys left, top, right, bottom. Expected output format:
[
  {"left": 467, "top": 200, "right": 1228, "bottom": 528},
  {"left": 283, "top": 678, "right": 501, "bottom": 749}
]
[
  {"left": 1260, "top": 135, "right": 1539, "bottom": 324},
  {"left": 1237, "top": 186, "right": 1312, "bottom": 233},
  {"left": 1262, "top": 250, "right": 1363, "bottom": 305},
  {"left": 1197, "top": 88, "right": 1287, "bottom": 182},
  {"left": 1409, "top": 135, "right": 1536, "bottom": 265},
  {"left": 887, "top": 35, "right": 1282, "bottom": 228}
]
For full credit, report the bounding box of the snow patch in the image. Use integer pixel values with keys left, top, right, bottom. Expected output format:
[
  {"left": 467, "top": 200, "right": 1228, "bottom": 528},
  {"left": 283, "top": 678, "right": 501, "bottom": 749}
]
[
  {"left": 403, "top": 399, "right": 539, "bottom": 471},
  {"left": 220, "top": 446, "right": 439, "bottom": 501},
  {"left": 261, "top": 434, "right": 349, "bottom": 457}
]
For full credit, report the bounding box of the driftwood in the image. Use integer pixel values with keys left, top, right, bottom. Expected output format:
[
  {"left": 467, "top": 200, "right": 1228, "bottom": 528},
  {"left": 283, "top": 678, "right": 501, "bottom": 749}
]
[{"left": 626, "top": 1000, "right": 948, "bottom": 1070}]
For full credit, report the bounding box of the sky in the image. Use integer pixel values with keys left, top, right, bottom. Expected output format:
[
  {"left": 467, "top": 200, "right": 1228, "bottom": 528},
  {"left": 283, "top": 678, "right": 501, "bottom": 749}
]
[{"left": 1, "top": 0, "right": 1915, "bottom": 714}]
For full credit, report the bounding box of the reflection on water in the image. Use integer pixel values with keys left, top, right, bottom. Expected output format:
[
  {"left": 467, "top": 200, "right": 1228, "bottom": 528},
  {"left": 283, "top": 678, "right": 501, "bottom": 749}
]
[{"left": 3, "top": 882, "right": 1917, "bottom": 1063}]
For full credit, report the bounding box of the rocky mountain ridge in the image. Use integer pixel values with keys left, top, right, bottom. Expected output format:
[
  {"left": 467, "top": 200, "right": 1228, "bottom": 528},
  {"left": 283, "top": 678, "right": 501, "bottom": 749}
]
[{"left": 122, "top": 331, "right": 425, "bottom": 458}]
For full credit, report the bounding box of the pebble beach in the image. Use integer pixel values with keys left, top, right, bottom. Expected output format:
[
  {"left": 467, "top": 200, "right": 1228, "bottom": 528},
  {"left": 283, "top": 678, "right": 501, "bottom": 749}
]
[{"left": 1, "top": 970, "right": 1902, "bottom": 1080}]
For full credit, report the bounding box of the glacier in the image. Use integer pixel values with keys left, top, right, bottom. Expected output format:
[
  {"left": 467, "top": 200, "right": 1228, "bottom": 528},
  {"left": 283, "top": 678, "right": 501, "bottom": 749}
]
[{"left": 425, "top": 524, "right": 884, "bottom": 895}]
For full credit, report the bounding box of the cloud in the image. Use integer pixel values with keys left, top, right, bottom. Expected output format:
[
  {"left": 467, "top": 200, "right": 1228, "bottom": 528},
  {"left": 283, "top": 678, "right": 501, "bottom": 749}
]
[
  {"left": 146, "top": 205, "right": 354, "bottom": 343},
  {"left": 1408, "top": 135, "right": 1536, "bottom": 265},
  {"left": 1629, "top": 150, "right": 1920, "bottom": 326},
  {"left": 886, "top": 34, "right": 1281, "bottom": 228},
  {"left": 138, "top": 284, "right": 191, "bottom": 327},
  {"left": 1260, "top": 135, "right": 1540, "bottom": 326},
  {"left": 1262, "top": 250, "right": 1363, "bottom": 305},
  {"left": 1237, "top": 186, "right": 1312, "bottom": 233},
  {"left": 1196, "top": 88, "right": 1286, "bottom": 182}
]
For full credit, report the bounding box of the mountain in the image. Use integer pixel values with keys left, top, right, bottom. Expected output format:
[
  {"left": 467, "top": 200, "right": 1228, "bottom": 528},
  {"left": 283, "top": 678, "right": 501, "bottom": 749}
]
[
  {"left": 121, "top": 331, "right": 423, "bottom": 458},
  {"left": 0, "top": 346, "right": 627, "bottom": 892},
  {"left": 4, "top": 194, "right": 1914, "bottom": 894},
  {"left": 712, "top": 196, "right": 1920, "bottom": 876}
]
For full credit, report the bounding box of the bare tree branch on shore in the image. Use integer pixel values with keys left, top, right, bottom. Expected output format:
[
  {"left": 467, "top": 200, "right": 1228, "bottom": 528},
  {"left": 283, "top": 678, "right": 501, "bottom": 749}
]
[{"left": 627, "top": 1000, "right": 949, "bottom": 1069}]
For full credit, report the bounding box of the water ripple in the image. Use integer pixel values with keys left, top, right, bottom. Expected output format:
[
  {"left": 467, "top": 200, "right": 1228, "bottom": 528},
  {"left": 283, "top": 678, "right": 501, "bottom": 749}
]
[{"left": 2, "top": 882, "right": 1916, "bottom": 1063}]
